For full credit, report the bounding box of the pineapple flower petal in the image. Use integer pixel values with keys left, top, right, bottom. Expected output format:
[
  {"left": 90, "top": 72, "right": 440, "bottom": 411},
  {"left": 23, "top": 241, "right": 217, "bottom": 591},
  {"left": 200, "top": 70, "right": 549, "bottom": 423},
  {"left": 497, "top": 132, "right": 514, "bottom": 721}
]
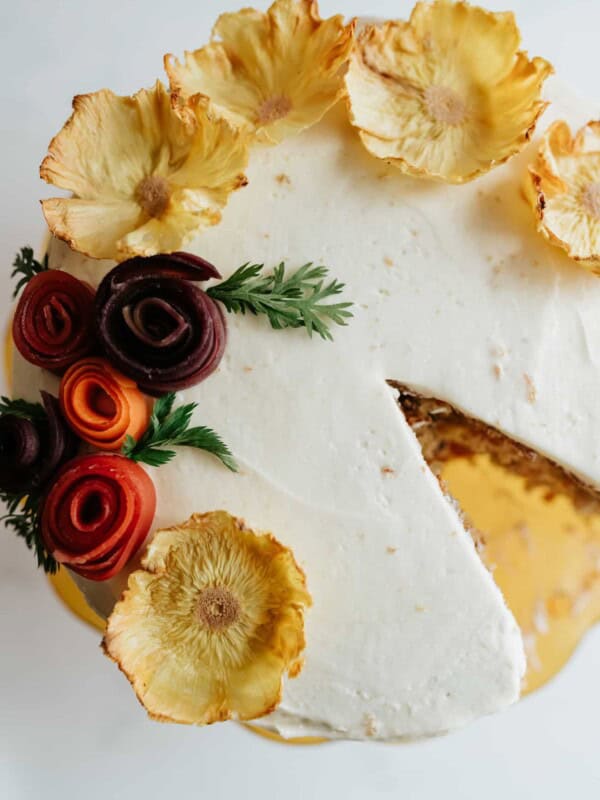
[
  {"left": 525, "top": 119, "right": 600, "bottom": 268},
  {"left": 102, "top": 511, "right": 312, "bottom": 725},
  {"left": 345, "top": 0, "right": 553, "bottom": 183},
  {"left": 40, "top": 83, "right": 249, "bottom": 261},
  {"left": 165, "top": 0, "right": 355, "bottom": 144}
]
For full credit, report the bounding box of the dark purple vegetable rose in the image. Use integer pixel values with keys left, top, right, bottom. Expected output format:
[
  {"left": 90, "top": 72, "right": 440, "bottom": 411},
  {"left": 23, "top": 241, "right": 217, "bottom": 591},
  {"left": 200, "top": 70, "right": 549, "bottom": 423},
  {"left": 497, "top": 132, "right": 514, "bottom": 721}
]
[
  {"left": 95, "top": 253, "right": 226, "bottom": 396},
  {"left": 0, "top": 392, "right": 77, "bottom": 494}
]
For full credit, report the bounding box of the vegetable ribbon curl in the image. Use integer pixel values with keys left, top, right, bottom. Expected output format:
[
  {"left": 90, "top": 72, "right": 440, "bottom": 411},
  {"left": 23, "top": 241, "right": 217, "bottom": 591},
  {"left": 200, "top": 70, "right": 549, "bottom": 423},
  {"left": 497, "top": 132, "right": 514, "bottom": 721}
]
[
  {"left": 13, "top": 270, "right": 96, "bottom": 372},
  {"left": 95, "top": 253, "right": 226, "bottom": 396},
  {"left": 60, "top": 357, "right": 150, "bottom": 451},
  {"left": 41, "top": 454, "right": 156, "bottom": 581},
  {"left": 0, "top": 392, "right": 76, "bottom": 494}
]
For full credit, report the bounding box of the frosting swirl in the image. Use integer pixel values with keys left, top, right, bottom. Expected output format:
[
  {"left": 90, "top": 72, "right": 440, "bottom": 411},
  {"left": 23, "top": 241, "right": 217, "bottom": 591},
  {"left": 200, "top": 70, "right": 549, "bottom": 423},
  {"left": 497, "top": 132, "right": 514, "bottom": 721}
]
[
  {"left": 59, "top": 357, "right": 149, "bottom": 451},
  {"left": 0, "top": 392, "right": 76, "bottom": 494},
  {"left": 95, "top": 253, "right": 226, "bottom": 396},
  {"left": 13, "top": 270, "right": 96, "bottom": 372},
  {"left": 41, "top": 454, "right": 156, "bottom": 581}
]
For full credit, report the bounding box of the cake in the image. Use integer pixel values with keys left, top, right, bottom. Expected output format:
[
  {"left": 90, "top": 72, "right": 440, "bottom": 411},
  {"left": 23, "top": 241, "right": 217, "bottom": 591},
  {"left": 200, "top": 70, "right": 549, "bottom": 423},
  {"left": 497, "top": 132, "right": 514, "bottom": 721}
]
[{"left": 5, "top": 0, "right": 600, "bottom": 742}]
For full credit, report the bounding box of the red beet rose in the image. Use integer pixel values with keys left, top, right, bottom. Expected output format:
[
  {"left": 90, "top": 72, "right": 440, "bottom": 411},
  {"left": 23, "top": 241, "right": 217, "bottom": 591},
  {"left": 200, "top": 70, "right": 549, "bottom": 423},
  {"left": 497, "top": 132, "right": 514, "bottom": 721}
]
[
  {"left": 13, "top": 270, "right": 96, "bottom": 372},
  {"left": 41, "top": 453, "right": 156, "bottom": 581}
]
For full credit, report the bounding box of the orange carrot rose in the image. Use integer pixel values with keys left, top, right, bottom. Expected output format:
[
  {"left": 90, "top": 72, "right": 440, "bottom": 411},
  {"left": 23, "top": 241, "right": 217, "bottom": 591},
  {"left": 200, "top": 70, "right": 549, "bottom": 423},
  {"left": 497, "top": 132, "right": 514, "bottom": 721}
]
[{"left": 60, "top": 357, "right": 150, "bottom": 450}]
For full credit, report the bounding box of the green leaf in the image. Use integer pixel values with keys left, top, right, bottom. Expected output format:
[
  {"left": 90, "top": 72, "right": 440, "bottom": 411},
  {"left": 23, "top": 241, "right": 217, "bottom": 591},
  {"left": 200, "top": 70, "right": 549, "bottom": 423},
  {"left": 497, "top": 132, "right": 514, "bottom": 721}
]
[
  {"left": 121, "top": 434, "right": 137, "bottom": 459},
  {"left": 173, "top": 426, "right": 239, "bottom": 472},
  {"left": 122, "top": 394, "right": 238, "bottom": 472},
  {"left": 0, "top": 489, "right": 58, "bottom": 574},
  {"left": 0, "top": 396, "right": 46, "bottom": 421},
  {"left": 154, "top": 404, "right": 196, "bottom": 443},
  {"left": 128, "top": 447, "right": 176, "bottom": 468},
  {"left": 207, "top": 262, "right": 353, "bottom": 340},
  {"left": 152, "top": 392, "right": 176, "bottom": 423},
  {"left": 11, "top": 247, "right": 49, "bottom": 298}
]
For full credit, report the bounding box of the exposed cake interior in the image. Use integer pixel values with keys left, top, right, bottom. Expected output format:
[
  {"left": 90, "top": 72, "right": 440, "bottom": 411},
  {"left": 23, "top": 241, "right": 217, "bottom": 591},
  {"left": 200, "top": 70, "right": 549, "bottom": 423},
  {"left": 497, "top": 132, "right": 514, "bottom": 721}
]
[{"left": 393, "top": 383, "right": 600, "bottom": 693}]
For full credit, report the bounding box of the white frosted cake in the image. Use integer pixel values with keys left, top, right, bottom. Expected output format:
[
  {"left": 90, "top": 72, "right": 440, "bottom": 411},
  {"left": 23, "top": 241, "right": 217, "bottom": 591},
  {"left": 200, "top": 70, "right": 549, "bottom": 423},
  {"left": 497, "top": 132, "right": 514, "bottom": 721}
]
[{"left": 6, "top": 0, "right": 600, "bottom": 742}]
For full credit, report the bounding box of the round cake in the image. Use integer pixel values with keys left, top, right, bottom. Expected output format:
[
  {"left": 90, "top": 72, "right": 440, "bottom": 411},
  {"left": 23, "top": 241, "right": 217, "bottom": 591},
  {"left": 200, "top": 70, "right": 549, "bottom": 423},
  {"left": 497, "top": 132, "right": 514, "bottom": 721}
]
[{"left": 5, "top": 0, "right": 600, "bottom": 742}]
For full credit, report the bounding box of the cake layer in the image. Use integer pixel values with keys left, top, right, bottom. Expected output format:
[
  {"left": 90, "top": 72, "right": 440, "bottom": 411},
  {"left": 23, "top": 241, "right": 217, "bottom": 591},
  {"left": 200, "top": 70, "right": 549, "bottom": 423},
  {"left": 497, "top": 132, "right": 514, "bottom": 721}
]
[{"left": 17, "top": 75, "right": 599, "bottom": 741}]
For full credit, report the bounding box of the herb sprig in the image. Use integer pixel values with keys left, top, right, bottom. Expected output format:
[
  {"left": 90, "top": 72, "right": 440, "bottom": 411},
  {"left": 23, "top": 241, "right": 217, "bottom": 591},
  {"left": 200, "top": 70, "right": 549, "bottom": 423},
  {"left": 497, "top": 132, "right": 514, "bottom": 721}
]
[
  {"left": 0, "top": 396, "right": 46, "bottom": 421},
  {"left": 122, "top": 393, "right": 238, "bottom": 472},
  {"left": 11, "top": 246, "right": 48, "bottom": 298},
  {"left": 207, "top": 262, "right": 353, "bottom": 341},
  {"left": 0, "top": 490, "right": 57, "bottom": 573}
]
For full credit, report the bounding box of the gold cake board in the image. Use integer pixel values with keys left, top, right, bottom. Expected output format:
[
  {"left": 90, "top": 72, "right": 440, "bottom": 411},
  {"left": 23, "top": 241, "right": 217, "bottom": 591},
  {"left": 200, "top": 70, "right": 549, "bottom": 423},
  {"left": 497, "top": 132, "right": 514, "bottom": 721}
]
[
  {"left": 46, "top": 451, "right": 600, "bottom": 742},
  {"left": 47, "top": 570, "right": 325, "bottom": 744},
  {"left": 6, "top": 318, "right": 321, "bottom": 744},
  {"left": 7, "top": 321, "right": 600, "bottom": 741}
]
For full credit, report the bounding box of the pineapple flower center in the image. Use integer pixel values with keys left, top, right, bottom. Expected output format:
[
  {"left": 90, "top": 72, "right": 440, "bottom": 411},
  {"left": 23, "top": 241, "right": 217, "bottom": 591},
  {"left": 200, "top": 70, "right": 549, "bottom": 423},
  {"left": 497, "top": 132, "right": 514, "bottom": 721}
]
[
  {"left": 196, "top": 586, "right": 241, "bottom": 631},
  {"left": 257, "top": 95, "right": 293, "bottom": 125},
  {"left": 136, "top": 175, "right": 171, "bottom": 219},
  {"left": 582, "top": 182, "right": 600, "bottom": 220},
  {"left": 424, "top": 86, "right": 467, "bottom": 126}
]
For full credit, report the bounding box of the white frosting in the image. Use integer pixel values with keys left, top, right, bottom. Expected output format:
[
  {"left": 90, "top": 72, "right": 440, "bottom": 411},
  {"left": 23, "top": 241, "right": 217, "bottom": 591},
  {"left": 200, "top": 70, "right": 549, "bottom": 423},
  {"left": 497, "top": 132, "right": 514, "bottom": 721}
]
[{"left": 17, "top": 76, "right": 600, "bottom": 741}]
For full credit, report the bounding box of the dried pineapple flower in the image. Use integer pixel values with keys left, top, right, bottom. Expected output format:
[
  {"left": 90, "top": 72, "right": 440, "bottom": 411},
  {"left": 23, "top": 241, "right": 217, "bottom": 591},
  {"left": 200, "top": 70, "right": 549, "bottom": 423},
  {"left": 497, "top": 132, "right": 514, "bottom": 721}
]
[
  {"left": 40, "top": 82, "right": 248, "bottom": 261},
  {"left": 345, "top": 1, "right": 553, "bottom": 183},
  {"left": 103, "top": 511, "right": 311, "bottom": 725},
  {"left": 165, "top": 0, "right": 355, "bottom": 144},
  {"left": 525, "top": 120, "right": 600, "bottom": 268}
]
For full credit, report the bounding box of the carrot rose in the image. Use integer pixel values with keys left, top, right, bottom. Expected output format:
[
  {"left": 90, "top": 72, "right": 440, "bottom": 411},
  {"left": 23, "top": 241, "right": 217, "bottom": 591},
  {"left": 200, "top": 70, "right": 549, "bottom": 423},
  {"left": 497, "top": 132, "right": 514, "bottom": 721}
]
[
  {"left": 13, "top": 270, "right": 96, "bottom": 372},
  {"left": 41, "top": 453, "right": 156, "bottom": 581},
  {"left": 59, "top": 357, "right": 150, "bottom": 451}
]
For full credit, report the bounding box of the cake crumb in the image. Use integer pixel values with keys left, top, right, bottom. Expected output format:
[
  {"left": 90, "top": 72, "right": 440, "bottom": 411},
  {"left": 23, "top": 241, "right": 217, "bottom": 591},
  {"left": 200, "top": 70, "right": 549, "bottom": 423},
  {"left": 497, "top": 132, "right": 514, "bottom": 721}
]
[
  {"left": 410, "top": 228, "right": 419, "bottom": 237},
  {"left": 533, "top": 599, "right": 549, "bottom": 635},
  {"left": 363, "top": 713, "right": 378, "bottom": 737},
  {"left": 492, "top": 363, "right": 502, "bottom": 380},
  {"left": 547, "top": 591, "right": 573, "bottom": 618},
  {"left": 429, "top": 405, "right": 449, "bottom": 416},
  {"left": 472, "top": 532, "right": 486, "bottom": 554},
  {"left": 381, "top": 466, "right": 395, "bottom": 476},
  {"left": 263, "top": 233, "right": 270, "bottom": 239},
  {"left": 514, "top": 521, "right": 532, "bottom": 551},
  {"left": 415, "top": 604, "right": 425, "bottom": 612},
  {"left": 288, "top": 660, "right": 303, "bottom": 679},
  {"left": 571, "top": 590, "right": 593, "bottom": 617},
  {"left": 386, "top": 546, "right": 398, "bottom": 555},
  {"left": 383, "top": 256, "right": 394, "bottom": 267},
  {"left": 523, "top": 633, "right": 542, "bottom": 672},
  {"left": 243, "top": 366, "right": 253, "bottom": 373},
  {"left": 523, "top": 373, "right": 537, "bottom": 403},
  {"left": 275, "top": 173, "right": 291, "bottom": 185}
]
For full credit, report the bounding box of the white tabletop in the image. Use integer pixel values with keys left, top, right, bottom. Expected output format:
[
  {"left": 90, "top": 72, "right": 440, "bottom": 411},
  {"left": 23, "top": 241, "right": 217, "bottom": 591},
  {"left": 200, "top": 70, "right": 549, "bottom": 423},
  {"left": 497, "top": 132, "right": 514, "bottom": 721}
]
[{"left": 1, "top": 1, "right": 600, "bottom": 798}]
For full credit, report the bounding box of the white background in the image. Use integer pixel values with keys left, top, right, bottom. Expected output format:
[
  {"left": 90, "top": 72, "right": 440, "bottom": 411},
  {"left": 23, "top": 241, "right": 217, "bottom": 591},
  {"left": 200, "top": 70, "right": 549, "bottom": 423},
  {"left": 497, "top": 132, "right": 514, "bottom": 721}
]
[{"left": 1, "top": 1, "right": 599, "bottom": 797}]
